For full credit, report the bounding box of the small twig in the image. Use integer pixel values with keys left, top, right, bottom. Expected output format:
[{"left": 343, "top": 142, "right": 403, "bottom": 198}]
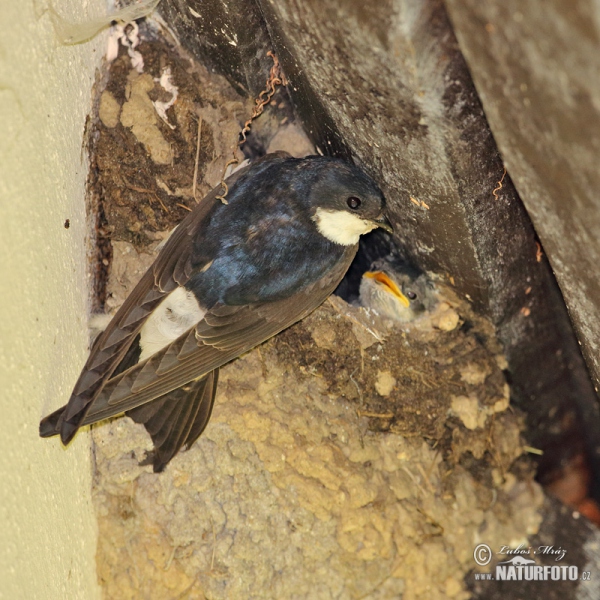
[
  {"left": 486, "top": 413, "right": 497, "bottom": 447},
  {"left": 192, "top": 118, "right": 202, "bottom": 203},
  {"left": 176, "top": 203, "right": 192, "bottom": 212},
  {"left": 356, "top": 410, "right": 394, "bottom": 419},
  {"left": 152, "top": 193, "right": 169, "bottom": 213},
  {"left": 122, "top": 178, "right": 153, "bottom": 194},
  {"left": 400, "top": 465, "right": 427, "bottom": 496},
  {"left": 416, "top": 463, "right": 436, "bottom": 495},
  {"left": 122, "top": 175, "right": 169, "bottom": 212},
  {"left": 349, "top": 368, "right": 363, "bottom": 403},
  {"left": 210, "top": 515, "right": 217, "bottom": 572},
  {"left": 426, "top": 446, "right": 442, "bottom": 479},
  {"left": 164, "top": 546, "right": 177, "bottom": 571},
  {"left": 215, "top": 51, "right": 285, "bottom": 204},
  {"left": 493, "top": 167, "right": 507, "bottom": 200}
]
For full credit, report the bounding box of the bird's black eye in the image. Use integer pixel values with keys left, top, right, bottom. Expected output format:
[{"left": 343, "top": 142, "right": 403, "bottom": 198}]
[
  {"left": 347, "top": 196, "right": 362, "bottom": 210},
  {"left": 406, "top": 290, "right": 417, "bottom": 300}
]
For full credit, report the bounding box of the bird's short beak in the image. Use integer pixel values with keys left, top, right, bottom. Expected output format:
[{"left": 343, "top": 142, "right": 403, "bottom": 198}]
[
  {"left": 372, "top": 214, "right": 393, "bottom": 233},
  {"left": 364, "top": 271, "right": 410, "bottom": 307}
]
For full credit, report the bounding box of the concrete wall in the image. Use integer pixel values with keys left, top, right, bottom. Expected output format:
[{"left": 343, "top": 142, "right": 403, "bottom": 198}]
[{"left": 0, "top": 1, "right": 103, "bottom": 597}]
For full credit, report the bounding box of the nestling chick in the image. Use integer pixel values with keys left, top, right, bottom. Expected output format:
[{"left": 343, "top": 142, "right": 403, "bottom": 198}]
[{"left": 359, "top": 259, "right": 437, "bottom": 322}]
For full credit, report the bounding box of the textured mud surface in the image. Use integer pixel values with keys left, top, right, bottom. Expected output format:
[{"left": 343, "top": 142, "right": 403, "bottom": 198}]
[
  {"left": 93, "top": 282, "right": 542, "bottom": 600},
  {"left": 88, "top": 18, "right": 544, "bottom": 600}
]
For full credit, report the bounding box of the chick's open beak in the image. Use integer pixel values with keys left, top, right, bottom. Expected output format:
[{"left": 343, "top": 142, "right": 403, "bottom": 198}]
[
  {"left": 364, "top": 271, "right": 410, "bottom": 307},
  {"left": 372, "top": 214, "right": 393, "bottom": 233}
]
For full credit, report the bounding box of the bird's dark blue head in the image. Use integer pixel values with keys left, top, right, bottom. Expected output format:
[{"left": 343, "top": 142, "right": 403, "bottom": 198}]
[{"left": 301, "top": 157, "right": 391, "bottom": 246}]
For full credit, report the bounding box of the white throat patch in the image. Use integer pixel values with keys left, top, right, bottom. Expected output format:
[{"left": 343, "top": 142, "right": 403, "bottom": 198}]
[{"left": 312, "top": 207, "right": 377, "bottom": 246}]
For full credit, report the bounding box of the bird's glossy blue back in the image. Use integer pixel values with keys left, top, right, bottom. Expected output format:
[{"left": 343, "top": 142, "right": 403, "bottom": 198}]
[{"left": 186, "top": 157, "right": 351, "bottom": 307}]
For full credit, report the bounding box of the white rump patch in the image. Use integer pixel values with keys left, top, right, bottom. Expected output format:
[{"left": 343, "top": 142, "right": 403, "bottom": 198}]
[
  {"left": 139, "top": 287, "right": 205, "bottom": 361},
  {"left": 312, "top": 208, "right": 377, "bottom": 246}
]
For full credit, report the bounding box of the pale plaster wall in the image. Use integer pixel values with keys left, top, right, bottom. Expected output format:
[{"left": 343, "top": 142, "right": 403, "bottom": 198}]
[{"left": 0, "top": 1, "right": 105, "bottom": 598}]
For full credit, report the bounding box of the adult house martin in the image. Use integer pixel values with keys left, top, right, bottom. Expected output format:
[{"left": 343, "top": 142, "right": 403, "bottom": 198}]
[{"left": 40, "top": 152, "right": 392, "bottom": 471}]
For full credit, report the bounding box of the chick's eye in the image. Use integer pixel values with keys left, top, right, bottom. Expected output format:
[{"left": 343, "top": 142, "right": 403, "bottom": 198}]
[
  {"left": 347, "top": 196, "right": 362, "bottom": 209},
  {"left": 406, "top": 290, "right": 417, "bottom": 300}
]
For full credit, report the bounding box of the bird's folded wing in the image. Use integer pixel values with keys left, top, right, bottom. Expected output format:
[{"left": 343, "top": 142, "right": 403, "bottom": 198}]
[
  {"left": 75, "top": 258, "right": 352, "bottom": 422},
  {"left": 126, "top": 369, "right": 219, "bottom": 472}
]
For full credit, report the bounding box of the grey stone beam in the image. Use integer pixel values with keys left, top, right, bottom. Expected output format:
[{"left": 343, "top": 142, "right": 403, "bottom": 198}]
[
  {"left": 443, "top": 0, "right": 600, "bottom": 395},
  {"left": 158, "top": 0, "right": 600, "bottom": 489}
]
